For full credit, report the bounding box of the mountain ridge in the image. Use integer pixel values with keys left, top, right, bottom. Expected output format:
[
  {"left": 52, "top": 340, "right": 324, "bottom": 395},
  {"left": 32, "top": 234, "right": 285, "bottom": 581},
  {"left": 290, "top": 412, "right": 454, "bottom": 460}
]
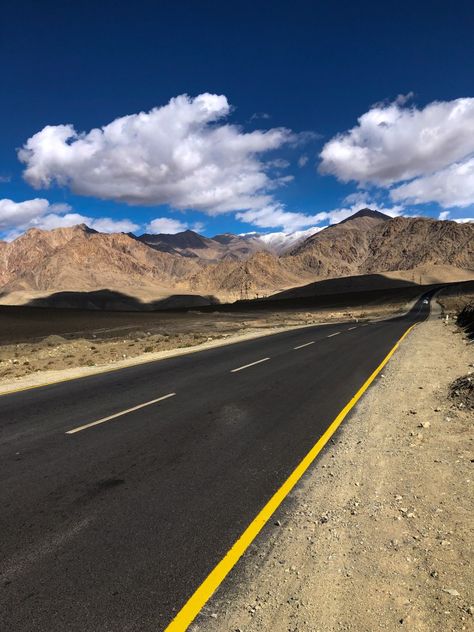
[{"left": 0, "top": 210, "right": 472, "bottom": 306}]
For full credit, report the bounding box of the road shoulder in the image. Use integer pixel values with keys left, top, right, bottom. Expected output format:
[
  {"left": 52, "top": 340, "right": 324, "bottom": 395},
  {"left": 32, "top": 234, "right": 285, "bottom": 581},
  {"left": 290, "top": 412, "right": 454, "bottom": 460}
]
[{"left": 198, "top": 314, "right": 473, "bottom": 631}]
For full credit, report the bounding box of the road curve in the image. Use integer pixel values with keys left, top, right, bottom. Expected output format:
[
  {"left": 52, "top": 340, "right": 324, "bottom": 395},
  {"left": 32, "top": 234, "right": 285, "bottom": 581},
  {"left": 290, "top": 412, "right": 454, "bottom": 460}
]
[{"left": 0, "top": 296, "right": 432, "bottom": 631}]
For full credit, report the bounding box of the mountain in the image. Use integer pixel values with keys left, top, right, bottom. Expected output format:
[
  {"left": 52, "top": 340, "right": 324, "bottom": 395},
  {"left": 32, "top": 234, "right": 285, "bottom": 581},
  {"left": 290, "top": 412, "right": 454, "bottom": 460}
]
[
  {"left": 0, "top": 224, "right": 202, "bottom": 300},
  {"left": 136, "top": 228, "right": 316, "bottom": 261},
  {"left": 137, "top": 230, "right": 217, "bottom": 258},
  {"left": 0, "top": 210, "right": 472, "bottom": 307},
  {"left": 137, "top": 229, "right": 268, "bottom": 261},
  {"left": 338, "top": 208, "right": 391, "bottom": 226},
  {"left": 290, "top": 211, "right": 474, "bottom": 277}
]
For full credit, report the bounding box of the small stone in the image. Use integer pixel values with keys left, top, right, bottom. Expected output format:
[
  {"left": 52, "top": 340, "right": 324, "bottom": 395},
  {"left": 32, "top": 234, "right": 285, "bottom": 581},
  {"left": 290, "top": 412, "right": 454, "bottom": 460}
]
[
  {"left": 434, "top": 407, "right": 441, "bottom": 412},
  {"left": 275, "top": 520, "right": 281, "bottom": 526},
  {"left": 418, "top": 421, "right": 431, "bottom": 428},
  {"left": 430, "top": 569, "right": 439, "bottom": 578},
  {"left": 443, "top": 588, "right": 460, "bottom": 597},
  {"left": 320, "top": 514, "right": 329, "bottom": 524},
  {"left": 445, "top": 417, "right": 452, "bottom": 422},
  {"left": 210, "top": 613, "right": 218, "bottom": 619},
  {"left": 467, "top": 606, "right": 474, "bottom": 615}
]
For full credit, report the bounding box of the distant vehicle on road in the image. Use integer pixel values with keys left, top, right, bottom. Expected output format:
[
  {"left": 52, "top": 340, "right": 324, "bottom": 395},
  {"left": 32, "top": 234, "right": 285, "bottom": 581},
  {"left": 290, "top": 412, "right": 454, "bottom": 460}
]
[{"left": 423, "top": 299, "right": 429, "bottom": 304}]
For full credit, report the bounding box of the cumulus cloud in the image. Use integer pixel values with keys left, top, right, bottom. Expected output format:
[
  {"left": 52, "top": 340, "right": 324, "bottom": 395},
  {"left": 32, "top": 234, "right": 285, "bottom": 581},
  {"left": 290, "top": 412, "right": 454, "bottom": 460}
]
[
  {"left": 236, "top": 199, "right": 407, "bottom": 232},
  {"left": 236, "top": 203, "right": 328, "bottom": 232},
  {"left": 0, "top": 197, "right": 138, "bottom": 239},
  {"left": 319, "top": 97, "right": 474, "bottom": 186},
  {"left": 0, "top": 198, "right": 69, "bottom": 231},
  {"left": 438, "top": 210, "right": 450, "bottom": 220},
  {"left": 391, "top": 157, "right": 474, "bottom": 208},
  {"left": 298, "top": 155, "right": 309, "bottom": 168},
  {"left": 145, "top": 217, "right": 189, "bottom": 234},
  {"left": 319, "top": 97, "right": 474, "bottom": 209},
  {"left": 19, "top": 93, "right": 296, "bottom": 215}
]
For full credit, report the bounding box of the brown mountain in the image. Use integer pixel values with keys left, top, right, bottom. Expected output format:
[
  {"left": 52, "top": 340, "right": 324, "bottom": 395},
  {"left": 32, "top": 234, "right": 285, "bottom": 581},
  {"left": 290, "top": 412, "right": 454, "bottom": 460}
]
[
  {"left": 0, "top": 210, "right": 472, "bottom": 307},
  {"left": 137, "top": 230, "right": 272, "bottom": 261},
  {"left": 0, "top": 224, "right": 202, "bottom": 300},
  {"left": 290, "top": 210, "right": 474, "bottom": 277}
]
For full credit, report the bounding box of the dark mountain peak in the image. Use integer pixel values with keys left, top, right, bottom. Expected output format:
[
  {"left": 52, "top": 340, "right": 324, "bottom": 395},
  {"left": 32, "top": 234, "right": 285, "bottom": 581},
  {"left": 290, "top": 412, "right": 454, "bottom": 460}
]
[
  {"left": 138, "top": 230, "right": 211, "bottom": 249},
  {"left": 212, "top": 233, "right": 238, "bottom": 245},
  {"left": 339, "top": 208, "right": 391, "bottom": 224}
]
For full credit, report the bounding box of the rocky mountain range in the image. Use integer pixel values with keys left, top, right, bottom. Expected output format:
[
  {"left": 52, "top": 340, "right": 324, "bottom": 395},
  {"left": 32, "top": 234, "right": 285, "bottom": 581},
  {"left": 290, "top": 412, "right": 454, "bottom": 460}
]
[
  {"left": 0, "top": 209, "right": 472, "bottom": 306},
  {"left": 136, "top": 226, "right": 315, "bottom": 260}
]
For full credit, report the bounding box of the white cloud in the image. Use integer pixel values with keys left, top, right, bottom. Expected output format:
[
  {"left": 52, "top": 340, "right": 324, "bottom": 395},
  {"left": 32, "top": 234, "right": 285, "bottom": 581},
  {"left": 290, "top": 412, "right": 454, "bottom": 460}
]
[
  {"left": 298, "top": 155, "right": 309, "bottom": 167},
  {"left": 236, "top": 198, "right": 407, "bottom": 232},
  {"left": 391, "top": 157, "right": 474, "bottom": 208},
  {"left": 0, "top": 198, "right": 69, "bottom": 230},
  {"left": 438, "top": 210, "right": 450, "bottom": 220},
  {"left": 19, "top": 93, "right": 296, "bottom": 215},
  {"left": 145, "top": 217, "right": 189, "bottom": 234},
  {"left": 236, "top": 203, "right": 329, "bottom": 232},
  {"left": 319, "top": 97, "right": 474, "bottom": 186},
  {"left": 250, "top": 112, "right": 271, "bottom": 121},
  {"left": 0, "top": 197, "right": 138, "bottom": 239}
]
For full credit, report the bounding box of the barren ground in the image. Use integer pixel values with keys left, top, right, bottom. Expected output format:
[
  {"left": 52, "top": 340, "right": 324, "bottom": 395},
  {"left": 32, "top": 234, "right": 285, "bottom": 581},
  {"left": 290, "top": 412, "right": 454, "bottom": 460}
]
[{"left": 197, "top": 305, "right": 473, "bottom": 632}]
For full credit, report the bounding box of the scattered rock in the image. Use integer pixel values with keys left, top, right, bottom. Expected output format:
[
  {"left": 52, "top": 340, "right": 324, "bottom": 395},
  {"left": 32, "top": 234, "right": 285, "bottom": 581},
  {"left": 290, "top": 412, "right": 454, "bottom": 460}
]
[
  {"left": 449, "top": 375, "right": 474, "bottom": 410},
  {"left": 442, "top": 588, "right": 460, "bottom": 597}
]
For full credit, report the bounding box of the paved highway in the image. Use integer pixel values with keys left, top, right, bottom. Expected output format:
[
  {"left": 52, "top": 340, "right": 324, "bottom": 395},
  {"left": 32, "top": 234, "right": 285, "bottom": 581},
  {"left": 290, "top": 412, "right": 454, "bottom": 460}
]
[{"left": 0, "top": 297, "right": 431, "bottom": 631}]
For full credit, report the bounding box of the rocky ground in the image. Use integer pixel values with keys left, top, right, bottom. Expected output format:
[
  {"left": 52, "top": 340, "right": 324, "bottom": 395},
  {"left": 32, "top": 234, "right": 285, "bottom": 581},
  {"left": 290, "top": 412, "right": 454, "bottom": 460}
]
[{"left": 197, "top": 305, "right": 473, "bottom": 632}]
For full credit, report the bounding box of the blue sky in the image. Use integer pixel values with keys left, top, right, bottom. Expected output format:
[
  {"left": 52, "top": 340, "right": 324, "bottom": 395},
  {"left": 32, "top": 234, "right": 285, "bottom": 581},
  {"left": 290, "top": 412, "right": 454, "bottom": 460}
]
[{"left": 1, "top": 0, "right": 473, "bottom": 239}]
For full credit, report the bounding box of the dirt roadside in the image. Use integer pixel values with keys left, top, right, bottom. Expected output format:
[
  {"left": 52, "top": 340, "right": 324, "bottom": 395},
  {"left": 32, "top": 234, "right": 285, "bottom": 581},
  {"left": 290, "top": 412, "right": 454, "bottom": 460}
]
[{"left": 198, "top": 308, "right": 473, "bottom": 631}]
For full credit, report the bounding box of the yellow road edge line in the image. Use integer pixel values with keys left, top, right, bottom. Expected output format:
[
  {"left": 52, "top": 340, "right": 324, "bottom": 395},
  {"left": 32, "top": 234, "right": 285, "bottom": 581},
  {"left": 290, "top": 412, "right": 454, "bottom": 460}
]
[
  {"left": 65, "top": 392, "right": 176, "bottom": 435},
  {"left": 164, "top": 323, "right": 417, "bottom": 631}
]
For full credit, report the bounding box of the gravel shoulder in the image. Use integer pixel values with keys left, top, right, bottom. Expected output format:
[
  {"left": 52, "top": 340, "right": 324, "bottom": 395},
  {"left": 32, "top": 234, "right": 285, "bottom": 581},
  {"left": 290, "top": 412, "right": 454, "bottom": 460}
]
[{"left": 198, "top": 309, "right": 473, "bottom": 631}]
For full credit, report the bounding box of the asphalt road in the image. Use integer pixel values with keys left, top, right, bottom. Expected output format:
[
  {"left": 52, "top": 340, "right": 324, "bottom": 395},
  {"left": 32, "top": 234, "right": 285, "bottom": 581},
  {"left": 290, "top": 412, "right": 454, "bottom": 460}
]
[{"left": 0, "top": 296, "right": 432, "bottom": 631}]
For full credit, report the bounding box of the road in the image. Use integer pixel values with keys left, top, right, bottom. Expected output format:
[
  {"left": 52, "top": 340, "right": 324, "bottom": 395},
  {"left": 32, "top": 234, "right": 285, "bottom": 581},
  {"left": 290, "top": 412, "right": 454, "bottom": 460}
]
[{"left": 0, "top": 296, "right": 431, "bottom": 631}]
